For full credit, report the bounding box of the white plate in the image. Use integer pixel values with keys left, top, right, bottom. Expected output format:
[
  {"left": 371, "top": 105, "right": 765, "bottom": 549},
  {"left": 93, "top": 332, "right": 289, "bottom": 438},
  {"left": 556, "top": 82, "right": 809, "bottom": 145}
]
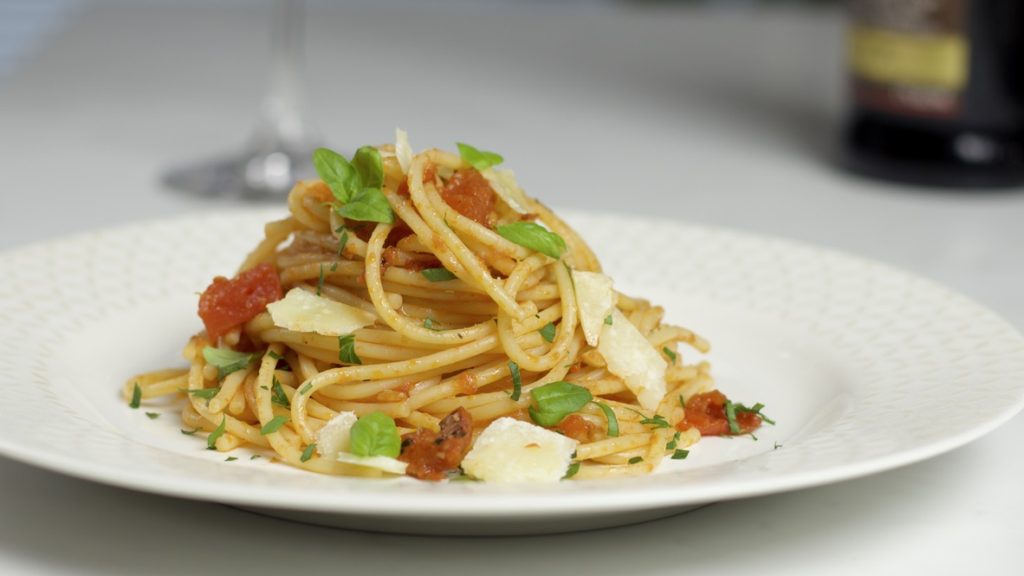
[{"left": 1, "top": 210, "right": 1023, "bottom": 536}]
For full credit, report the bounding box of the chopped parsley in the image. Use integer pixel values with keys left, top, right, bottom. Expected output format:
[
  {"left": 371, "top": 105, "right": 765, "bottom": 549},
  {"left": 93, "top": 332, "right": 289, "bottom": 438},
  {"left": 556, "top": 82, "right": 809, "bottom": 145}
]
[
  {"left": 594, "top": 401, "right": 619, "bottom": 437},
  {"left": 300, "top": 443, "right": 317, "bottom": 462},
  {"left": 185, "top": 387, "right": 221, "bottom": 400},
  {"left": 207, "top": 416, "right": 227, "bottom": 450},
  {"left": 250, "top": 454, "right": 262, "bottom": 460},
  {"left": 604, "top": 314, "right": 613, "bottom": 326},
  {"left": 181, "top": 428, "right": 200, "bottom": 436},
  {"left": 338, "top": 334, "right": 361, "bottom": 365},
  {"left": 420, "top": 267, "right": 457, "bottom": 282},
  {"left": 317, "top": 264, "right": 325, "bottom": 296},
  {"left": 299, "top": 382, "right": 313, "bottom": 395},
  {"left": 145, "top": 412, "right": 160, "bottom": 420},
  {"left": 628, "top": 456, "right": 644, "bottom": 465},
  {"left": 129, "top": 383, "right": 142, "bottom": 409},
  {"left": 666, "top": 431, "right": 681, "bottom": 450},
  {"left": 267, "top": 351, "right": 283, "bottom": 362},
  {"left": 225, "top": 456, "right": 238, "bottom": 462},
  {"left": 508, "top": 361, "right": 522, "bottom": 401},
  {"left": 271, "top": 377, "right": 290, "bottom": 408},
  {"left": 639, "top": 414, "right": 671, "bottom": 429},
  {"left": 260, "top": 415, "right": 290, "bottom": 435},
  {"left": 671, "top": 449, "right": 689, "bottom": 460},
  {"left": 336, "top": 226, "right": 349, "bottom": 257},
  {"left": 663, "top": 347, "right": 677, "bottom": 364},
  {"left": 564, "top": 461, "right": 581, "bottom": 479},
  {"left": 539, "top": 322, "right": 556, "bottom": 343}
]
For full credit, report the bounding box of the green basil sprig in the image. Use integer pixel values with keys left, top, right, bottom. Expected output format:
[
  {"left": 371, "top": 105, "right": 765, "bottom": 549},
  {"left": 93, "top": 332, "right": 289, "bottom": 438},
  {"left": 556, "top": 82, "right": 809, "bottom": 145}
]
[
  {"left": 456, "top": 142, "right": 504, "bottom": 171},
  {"left": 496, "top": 222, "right": 567, "bottom": 260},
  {"left": 528, "top": 381, "right": 593, "bottom": 427},
  {"left": 202, "top": 347, "right": 254, "bottom": 379},
  {"left": 348, "top": 412, "right": 401, "bottom": 458},
  {"left": 313, "top": 146, "right": 394, "bottom": 224}
]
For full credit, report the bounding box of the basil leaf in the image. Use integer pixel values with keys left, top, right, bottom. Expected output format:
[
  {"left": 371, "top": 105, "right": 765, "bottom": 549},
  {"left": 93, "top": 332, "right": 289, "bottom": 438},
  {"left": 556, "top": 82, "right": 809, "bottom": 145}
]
[
  {"left": 207, "top": 416, "right": 227, "bottom": 450},
  {"left": 202, "top": 347, "right": 254, "bottom": 379},
  {"left": 129, "top": 383, "right": 142, "bottom": 409},
  {"left": 672, "top": 449, "right": 690, "bottom": 460},
  {"left": 300, "top": 443, "right": 317, "bottom": 462},
  {"left": 735, "top": 401, "right": 775, "bottom": 425},
  {"left": 628, "top": 456, "right": 644, "bottom": 464},
  {"left": 352, "top": 146, "right": 384, "bottom": 189},
  {"left": 563, "top": 461, "right": 581, "bottom": 479},
  {"left": 260, "top": 415, "right": 290, "bottom": 435},
  {"left": 604, "top": 314, "right": 613, "bottom": 326},
  {"left": 496, "top": 222, "right": 566, "bottom": 260},
  {"left": 313, "top": 147, "right": 359, "bottom": 203},
  {"left": 337, "top": 187, "right": 394, "bottom": 224},
  {"left": 181, "top": 428, "right": 200, "bottom": 436},
  {"left": 456, "top": 142, "right": 504, "bottom": 171},
  {"left": 640, "top": 414, "right": 671, "bottom": 429},
  {"left": 666, "top": 431, "right": 681, "bottom": 450},
  {"left": 348, "top": 411, "right": 401, "bottom": 458},
  {"left": 508, "top": 361, "right": 522, "bottom": 401},
  {"left": 421, "top": 267, "right": 457, "bottom": 282},
  {"left": 539, "top": 322, "right": 556, "bottom": 343},
  {"left": 594, "top": 401, "right": 619, "bottom": 437},
  {"left": 528, "top": 381, "right": 593, "bottom": 427},
  {"left": 145, "top": 412, "right": 160, "bottom": 420},
  {"left": 225, "top": 456, "right": 238, "bottom": 462},
  {"left": 271, "top": 377, "right": 290, "bottom": 408},
  {"left": 338, "top": 334, "right": 361, "bottom": 365}
]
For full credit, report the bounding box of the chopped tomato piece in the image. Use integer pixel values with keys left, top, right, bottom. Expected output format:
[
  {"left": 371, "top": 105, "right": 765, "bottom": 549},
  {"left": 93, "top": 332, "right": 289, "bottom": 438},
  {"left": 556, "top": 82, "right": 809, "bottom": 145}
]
[
  {"left": 441, "top": 169, "right": 495, "bottom": 227},
  {"left": 399, "top": 407, "right": 474, "bottom": 481},
  {"left": 557, "top": 414, "right": 599, "bottom": 443},
  {"left": 680, "top": 390, "right": 761, "bottom": 436},
  {"left": 197, "top": 263, "right": 283, "bottom": 340}
]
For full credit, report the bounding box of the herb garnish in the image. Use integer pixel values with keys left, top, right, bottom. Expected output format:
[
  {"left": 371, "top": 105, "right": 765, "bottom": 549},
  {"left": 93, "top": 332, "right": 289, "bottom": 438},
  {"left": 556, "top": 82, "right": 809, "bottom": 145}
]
[
  {"left": 181, "top": 428, "right": 200, "bottom": 436},
  {"left": 129, "top": 383, "right": 142, "bottom": 409},
  {"left": 508, "top": 361, "right": 522, "bottom": 401},
  {"left": 336, "top": 226, "right": 349, "bottom": 257},
  {"left": 628, "top": 456, "right": 644, "bottom": 464},
  {"left": 313, "top": 146, "right": 394, "bottom": 224},
  {"left": 539, "top": 322, "right": 556, "bottom": 343},
  {"left": 145, "top": 412, "right": 160, "bottom": 420},
  {"left": 185, "top": 387, "right": 221, "bottom": 400},
  {"left": 604, "top": 314, "right": 613, "bottom": 326},
  {"left": 300, "top": 443, "right": 317, "bottom": 462},
  {"left": 564, "top": 461, "right": 581, "bottom": 479},
  {"left": 496, "top": 222, "right": 567, "bottom": 260},
  {"left": 299, "top": 382, "right": 313, "bottom": 395},
  {"left": 594, "top": 401, "right": 619, "bottom": 437},
  {"left": 349, "top": 412, "right": 401, "bottom": 458},
  {"left": 338, "top": 334, "right": 361, "bottom": 364},
  {"left": 317, "top": 264, "right": 325, "bottom": 296},
  {"left": 423, "top": 317, "right": 440, "bottom": 331},
  {"left": 456, "top": 142, "right": 504, "bottom": 171},
  {"left": 671, "top": 449, "right": 689, "bottom": 460},
  {"left": 666, "top": 431, "right": 682, "bottom": 450},
  {"left": 202, "top": 347, "right": 254, "bottom": 379},
  {"left": 421, "top": 267, "right": 457, "bottom": 282},
  {"left": 528, "top": 381, "right": 593, "bottom": 427},
  {"left": 260, "top": 415, "right": 290, "bottom": 435},
  {"left": 271, "top": 377, "right": 290, "bottom": 408},
  {"left": 663, "top": 347, "right": 677, "bottom": 364},
  {"left": 207, "top": 416, "right": 227, "bottom": 450},
  {"left": 225, "top": 456, "right": 238, "bottom": 462}
]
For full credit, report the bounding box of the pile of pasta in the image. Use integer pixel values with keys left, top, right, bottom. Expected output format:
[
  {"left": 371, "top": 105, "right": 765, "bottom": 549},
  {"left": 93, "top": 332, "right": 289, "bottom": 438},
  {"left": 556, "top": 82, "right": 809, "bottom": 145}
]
[{"left": 124, "top": 133, "right": 764, "bottom": 482}]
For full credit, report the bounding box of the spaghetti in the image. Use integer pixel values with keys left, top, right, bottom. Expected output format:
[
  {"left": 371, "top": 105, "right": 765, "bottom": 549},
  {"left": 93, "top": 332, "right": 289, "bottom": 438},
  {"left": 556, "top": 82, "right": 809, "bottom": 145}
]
[{"left": 123, "top": 134, "right": 767, "bottom": 482}]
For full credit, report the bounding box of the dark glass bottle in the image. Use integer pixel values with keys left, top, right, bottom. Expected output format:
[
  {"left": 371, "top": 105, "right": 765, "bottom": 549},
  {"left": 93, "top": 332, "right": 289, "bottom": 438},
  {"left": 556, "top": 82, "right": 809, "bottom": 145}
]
[{"left": 842, "top": 0, "right": 1024, "bottom": 188}]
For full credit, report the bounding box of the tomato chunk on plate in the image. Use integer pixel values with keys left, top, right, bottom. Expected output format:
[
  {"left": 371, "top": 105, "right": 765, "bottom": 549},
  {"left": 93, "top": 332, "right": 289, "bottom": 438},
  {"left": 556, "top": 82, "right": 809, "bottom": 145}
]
[
  {"left": 197, "top": 262, "right": 283, "bottom": 340},
  {"left": 681, "top": 390, "right": 762, "bottom": 437}
]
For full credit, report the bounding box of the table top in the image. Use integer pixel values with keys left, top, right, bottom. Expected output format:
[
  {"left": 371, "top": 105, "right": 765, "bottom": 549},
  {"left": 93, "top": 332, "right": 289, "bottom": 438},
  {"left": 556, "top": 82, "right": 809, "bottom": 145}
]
[{"left": 1, "top": 2, "right": 1021, "bottom": 574}]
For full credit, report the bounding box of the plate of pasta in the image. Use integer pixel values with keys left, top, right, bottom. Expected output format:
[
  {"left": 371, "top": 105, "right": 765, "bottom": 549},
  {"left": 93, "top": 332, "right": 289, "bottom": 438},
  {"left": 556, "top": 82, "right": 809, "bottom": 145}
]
[{"left": 1, "top": 134, "right": 1023, "bottom": 536}]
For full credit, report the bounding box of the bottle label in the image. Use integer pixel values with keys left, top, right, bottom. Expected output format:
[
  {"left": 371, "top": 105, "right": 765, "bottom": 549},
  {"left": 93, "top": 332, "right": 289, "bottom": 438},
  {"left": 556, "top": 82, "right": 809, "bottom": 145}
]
[{"left": 849, "top": 0, "right": 969, "bottom": 118}]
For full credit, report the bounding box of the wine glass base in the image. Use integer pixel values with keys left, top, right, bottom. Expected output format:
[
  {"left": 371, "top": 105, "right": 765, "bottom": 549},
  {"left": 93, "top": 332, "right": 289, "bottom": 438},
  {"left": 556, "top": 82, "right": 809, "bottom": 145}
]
[{"left": 162, "top": 148, "right": 316, "bottom": 200}]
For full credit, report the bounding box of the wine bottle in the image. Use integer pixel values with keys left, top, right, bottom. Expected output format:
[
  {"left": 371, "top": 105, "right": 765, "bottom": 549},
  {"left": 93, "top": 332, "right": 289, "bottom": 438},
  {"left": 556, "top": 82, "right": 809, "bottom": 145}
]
[{"left": 843, "top": 0, "right": 1024, "bottom": 188}]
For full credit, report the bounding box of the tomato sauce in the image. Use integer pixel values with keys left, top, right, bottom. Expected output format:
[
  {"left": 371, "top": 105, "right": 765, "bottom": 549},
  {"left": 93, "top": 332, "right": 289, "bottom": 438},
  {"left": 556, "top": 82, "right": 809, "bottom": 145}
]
[
  {"left": 557, "top": 414, "right": 600, "bottom": 443},
  {"left": 197, "top": 263, "right": 283, "bottom": 340},
  {"left": 399, "top": 408, "right": 474, "bottom": 481},
  {"left": 679, "top": 390, "right": 762, "bottom": 436},
  {"left": 441, "top": 169, "right": 495, "bottom": 227}
]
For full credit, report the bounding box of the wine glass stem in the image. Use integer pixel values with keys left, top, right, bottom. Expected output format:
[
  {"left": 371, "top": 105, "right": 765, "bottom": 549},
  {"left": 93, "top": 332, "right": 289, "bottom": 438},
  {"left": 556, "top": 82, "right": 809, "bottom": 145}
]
[{"left": 262, "top": 0, "right": 307, "bottom": 149}]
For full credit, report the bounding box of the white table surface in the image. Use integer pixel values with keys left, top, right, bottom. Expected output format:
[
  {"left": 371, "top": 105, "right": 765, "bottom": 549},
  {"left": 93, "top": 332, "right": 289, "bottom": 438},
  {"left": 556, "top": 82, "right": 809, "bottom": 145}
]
[{"left": 1, "top": 2, "right": 1022, "bottom": 574}]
